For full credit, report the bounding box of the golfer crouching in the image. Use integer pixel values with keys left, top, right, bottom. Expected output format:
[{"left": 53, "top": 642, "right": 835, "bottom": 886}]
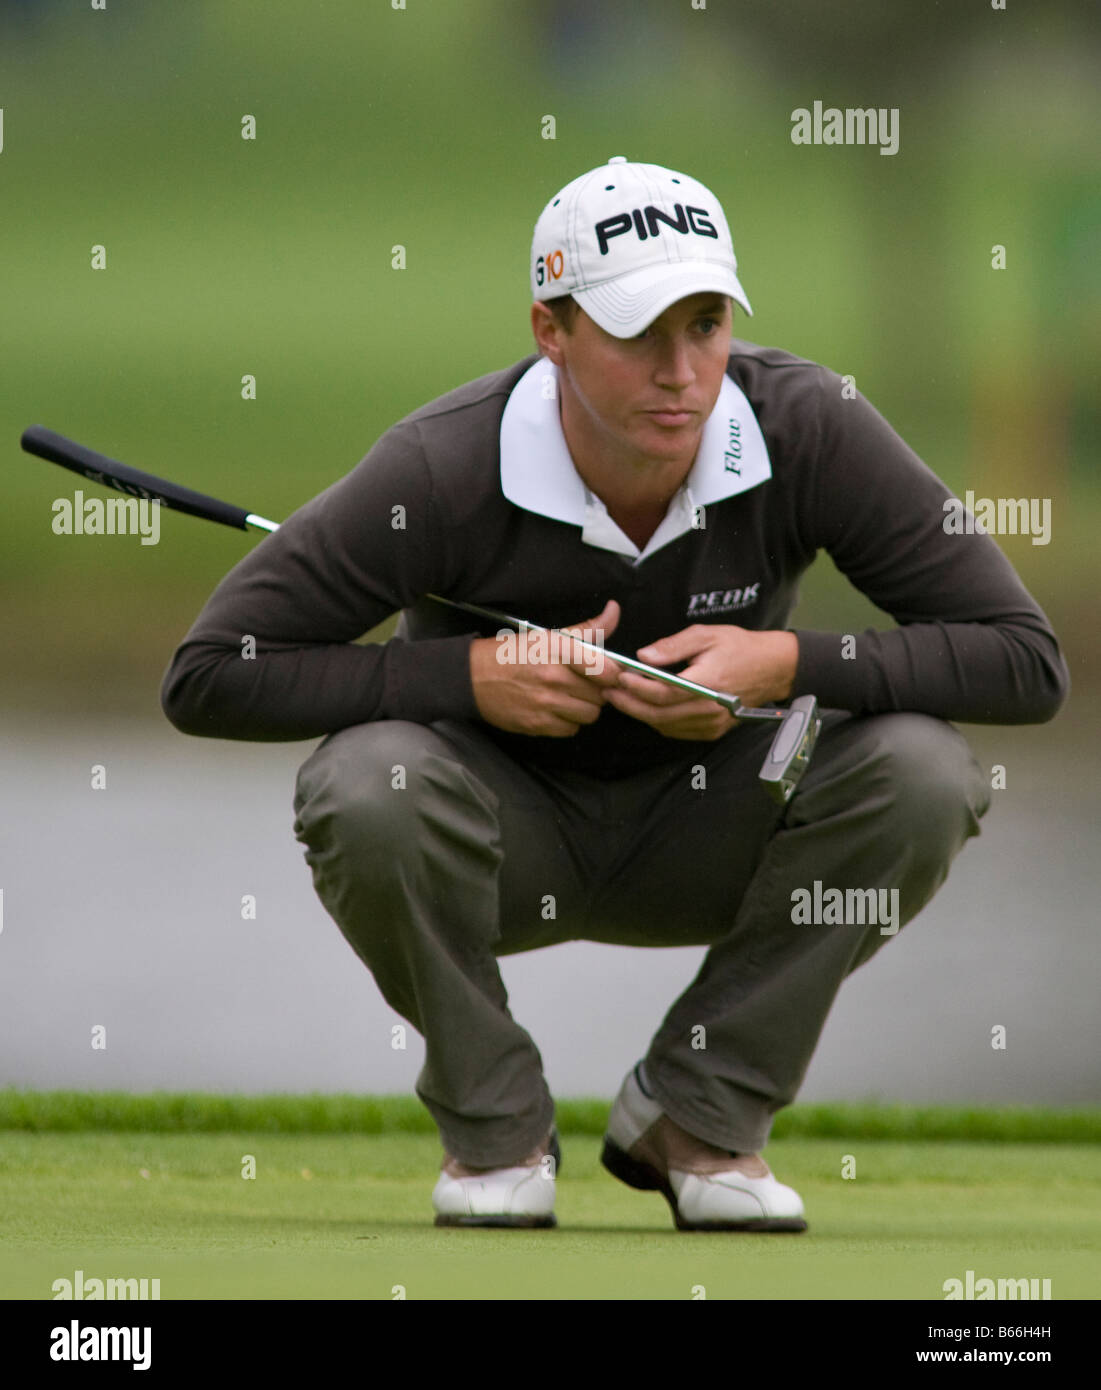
[{"left": 161, "top": 157, "right": 1068, "bottom": 1231}]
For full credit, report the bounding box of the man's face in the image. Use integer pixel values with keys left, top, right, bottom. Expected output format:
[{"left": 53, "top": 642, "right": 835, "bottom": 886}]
[{"left": 532, "top": 292, "right": 733, "bottom": 470}]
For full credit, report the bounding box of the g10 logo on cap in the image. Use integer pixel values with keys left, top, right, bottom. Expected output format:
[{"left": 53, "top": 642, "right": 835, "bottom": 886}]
[
  {"left": 595, "top": 204, "right": 719, "bottom": 256},
  {"left": 534, "top": 249, "right": 565, "bottom": 288}
]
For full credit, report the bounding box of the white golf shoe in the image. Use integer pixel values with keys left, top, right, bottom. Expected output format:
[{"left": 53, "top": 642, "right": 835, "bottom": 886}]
[
  {"left": 602, "top": 1064, "right": 807, "bottom": 1232},
  {"left": 432, "top": 1127, "right": 559, "bottom": 1228}
]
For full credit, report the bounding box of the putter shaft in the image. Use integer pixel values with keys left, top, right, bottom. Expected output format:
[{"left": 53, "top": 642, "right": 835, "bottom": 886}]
[
  {"left": 236, "top": 523, "right": 772, "bottom": 719},
  {"left": 425, "top": 594, "right": 786, "bottom": 723}
]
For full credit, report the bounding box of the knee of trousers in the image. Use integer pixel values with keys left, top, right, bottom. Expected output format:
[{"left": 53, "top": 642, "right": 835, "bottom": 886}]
[
  {"left": 293, "top": 719, "right": 501, "bottom": 868},
  {"left": 855, "top": 712, "right": 992, "bottom": 856}
]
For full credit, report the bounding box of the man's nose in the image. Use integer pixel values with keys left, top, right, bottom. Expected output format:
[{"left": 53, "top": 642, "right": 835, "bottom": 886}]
[{"left": 652, "top": 335, "right": 695, "bottom": 388}]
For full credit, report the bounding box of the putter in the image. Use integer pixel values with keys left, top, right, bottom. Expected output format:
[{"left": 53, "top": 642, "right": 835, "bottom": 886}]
[
  {"left": 427, "top": 594, "right": 820, "bottom": 803},
  {"left": 20, "top": 424, "right": 820, "bottom": 801}
]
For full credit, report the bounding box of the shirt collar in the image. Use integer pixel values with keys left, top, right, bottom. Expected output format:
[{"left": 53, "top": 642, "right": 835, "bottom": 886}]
[{"left": 499, "top": 356, "right": 772, "bottom": 561}]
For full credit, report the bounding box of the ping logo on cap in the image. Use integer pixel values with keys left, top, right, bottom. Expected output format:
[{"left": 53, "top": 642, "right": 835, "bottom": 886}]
[
  {"left": 534, "top": 249, "right": 565, "bottom": 288},
  {"left": 595, "top": 204, "right": 719, "bottom": 256}
]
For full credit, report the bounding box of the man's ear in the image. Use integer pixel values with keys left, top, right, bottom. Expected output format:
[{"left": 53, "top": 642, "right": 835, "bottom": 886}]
[{"left": 531, "top": 301, "right": 564, "bottom": 364}]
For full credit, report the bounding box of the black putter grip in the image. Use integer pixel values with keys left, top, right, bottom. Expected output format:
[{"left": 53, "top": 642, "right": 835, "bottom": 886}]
[{"left": 20, "top": 426, "right": 252, "bottom": 530}]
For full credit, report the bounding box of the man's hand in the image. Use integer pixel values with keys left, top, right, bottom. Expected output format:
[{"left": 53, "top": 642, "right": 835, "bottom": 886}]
[
  {"left": 470, "top": 600, "right": 623, "bottom": 737},
  {"left": 603, "top": 624, "right": 799, "bottom": 740}
]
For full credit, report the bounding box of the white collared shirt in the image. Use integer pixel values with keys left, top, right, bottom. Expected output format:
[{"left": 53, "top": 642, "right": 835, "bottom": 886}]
[{"left": 499, "top": 357, "right": 772, "bottom": 563}]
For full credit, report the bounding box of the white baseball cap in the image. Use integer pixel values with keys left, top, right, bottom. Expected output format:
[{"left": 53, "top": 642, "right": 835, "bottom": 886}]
[{"left": 530, "top": 156, "right": 752, "bottom": 337}]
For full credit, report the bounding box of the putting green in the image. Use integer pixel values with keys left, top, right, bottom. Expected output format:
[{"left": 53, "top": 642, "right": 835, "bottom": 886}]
[{"left": 1, "top": 1132, "right": 1097, "bottom": 1300}]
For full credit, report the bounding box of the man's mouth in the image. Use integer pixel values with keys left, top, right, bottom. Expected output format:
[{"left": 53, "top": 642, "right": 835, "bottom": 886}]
[{"left": 646, "top": 409, "right": 695, "bottom": 427}]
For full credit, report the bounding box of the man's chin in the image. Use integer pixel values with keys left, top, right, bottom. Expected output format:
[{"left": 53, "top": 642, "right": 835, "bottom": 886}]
[{"left": 635, "top": 420, "right": 703, "bottom": 460}]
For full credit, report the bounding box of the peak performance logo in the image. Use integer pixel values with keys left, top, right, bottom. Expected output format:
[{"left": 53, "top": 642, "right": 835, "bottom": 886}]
[
  {"left": 595, "top": 204, "right": 718, "bottom": 256},
  {"left": 687, "top": 583, "right": 759, "bottom": 617}
]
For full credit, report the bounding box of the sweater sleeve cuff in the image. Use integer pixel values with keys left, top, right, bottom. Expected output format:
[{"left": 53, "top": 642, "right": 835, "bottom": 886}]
[
  {"left": 379, "top": 633, "right": 480, "bottom": 724},
  {"left": 789, "top": 628, "right": 868, "bottom": 712}
]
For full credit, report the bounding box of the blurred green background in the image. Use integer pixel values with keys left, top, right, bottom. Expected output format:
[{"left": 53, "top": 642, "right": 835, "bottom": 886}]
[{"left": 1, "top": 0, "right": 1097, "bottom": 714}]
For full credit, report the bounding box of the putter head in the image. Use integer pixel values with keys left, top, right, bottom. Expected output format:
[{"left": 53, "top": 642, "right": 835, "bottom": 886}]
[{"left": 757, "top": 695, "right": 821, "bottom": 804}]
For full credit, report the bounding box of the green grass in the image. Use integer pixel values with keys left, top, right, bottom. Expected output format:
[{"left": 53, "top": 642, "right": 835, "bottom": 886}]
[
  {"left": 1, "top": 1123, "right": 1098, "bottom": 1299},
  {"left": 2, "top": 1089, "right": 1099, "bottom": 1143}
]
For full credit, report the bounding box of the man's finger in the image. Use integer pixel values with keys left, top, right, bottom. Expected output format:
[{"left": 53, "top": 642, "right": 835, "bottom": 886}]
[
  {"left": 613, "top": 668, "right": 690, "bottom": 706},
  {"left": 604, "top": 686, "right": 735, "bottom": 737},
  {"left": 604, "top": 686, "right": 712, "bottom": 722},
  {"left": 636, "top": 623, "right": 718, "bottom": 666},
  {"left": 550, "top": 689, "right": 605, "bottom": 724},
  {"left": 544, "top": 665, "right": 606, "bottom": 705},
  {"left": 552, "top": 631, "right": 622, "bottom": 686},
  {"left": 560, "top": 599, "right": 623, "bottom": 684},
  {"left": 562, "top": 598, "right": 620, "bottom": 640}
]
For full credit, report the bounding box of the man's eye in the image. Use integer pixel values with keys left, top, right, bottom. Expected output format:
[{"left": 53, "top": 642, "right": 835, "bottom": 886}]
[{"left": 697, "top": 318, "right": 718, "bottom": 333}]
